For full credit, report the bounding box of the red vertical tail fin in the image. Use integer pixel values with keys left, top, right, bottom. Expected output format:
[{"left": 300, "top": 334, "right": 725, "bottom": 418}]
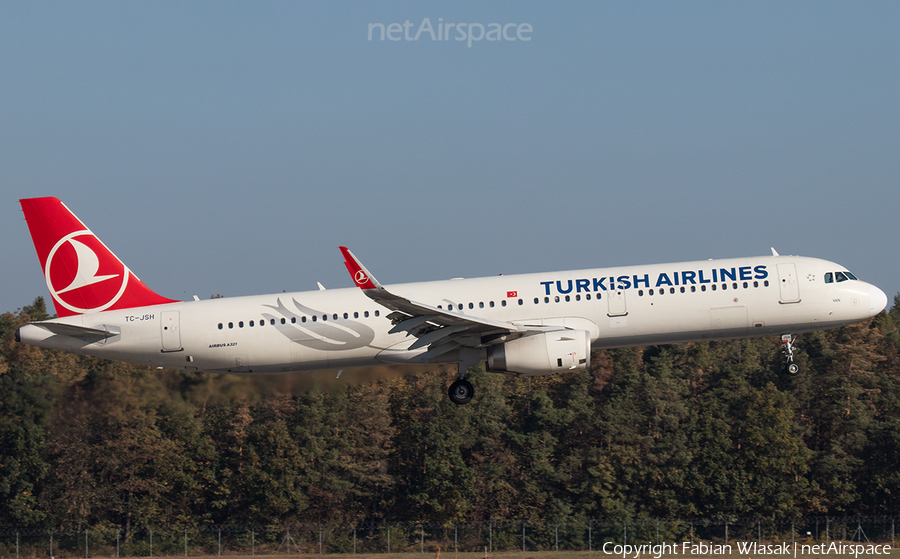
[{"left": 19, "top": 197, "right": 179, "bottom": 317}]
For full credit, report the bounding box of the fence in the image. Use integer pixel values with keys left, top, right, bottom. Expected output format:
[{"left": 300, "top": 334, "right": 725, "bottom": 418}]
[{"left": 1, "top": 517, "right": 897, "bottom": 558}]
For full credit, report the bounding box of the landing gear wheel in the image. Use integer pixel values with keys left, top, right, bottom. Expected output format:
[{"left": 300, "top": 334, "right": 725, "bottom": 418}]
[
  {"left": 781, "top": 333, "right": 800, "bottom": 376},
  {"left": 448, "top": 379, "right": 474, "bottom": 405}
]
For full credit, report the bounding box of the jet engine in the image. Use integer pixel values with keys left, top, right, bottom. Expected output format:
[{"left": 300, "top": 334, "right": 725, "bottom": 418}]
[{"left": 486, "top": 329, "right": 590, "bottom": 376}]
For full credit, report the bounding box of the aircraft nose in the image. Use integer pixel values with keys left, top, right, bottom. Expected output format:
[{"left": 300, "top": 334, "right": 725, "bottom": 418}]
[{"left": 870, "top": 284, "right": 888, "bottom": 317}]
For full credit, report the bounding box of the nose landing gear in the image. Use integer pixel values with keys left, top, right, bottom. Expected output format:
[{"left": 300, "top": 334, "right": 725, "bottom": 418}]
[{"left": 782, "top": 334, "right": 800, "bottom": 375}]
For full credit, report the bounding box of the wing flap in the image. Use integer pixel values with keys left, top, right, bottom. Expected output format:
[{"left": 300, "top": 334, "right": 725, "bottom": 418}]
[
  {"left": 408, "top": 325, "right": 470, "bottom": 351},
  {"left": 388, "top": 314, "right": 436, "bottom": 335}
]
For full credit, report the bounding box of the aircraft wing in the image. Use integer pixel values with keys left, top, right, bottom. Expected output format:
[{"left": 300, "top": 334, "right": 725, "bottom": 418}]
[{"left": 340, "top": 246, "right": 554, "bottom": 361}]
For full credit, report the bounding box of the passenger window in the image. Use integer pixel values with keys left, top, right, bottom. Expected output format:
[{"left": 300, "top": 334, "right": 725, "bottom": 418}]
[
  {"left": 680, "top": 287, "right": 685, "bottom": 293},
  {"left": 722, "top": 284, "right": 727, "bottom": 291},
  {"left": 218, "top": 323, "right": 223, "bottom": 330},
  {"left": 544, "top": 297, "right": 550, "bottom": 303},
  {"left": 301, "top": 316, "right": 306, "bottom": 323},
  {"left": 732, "top": 283, "right": 738, "bottom": 290},
  {"left": 448, "top": 304, "right": 453, "bottom": 311},
  {"left": 554, "top": 296, "right": 560, "bottom": 303},
  {"left": 712, "top": 284, "right": 717, "bottom": 291},
  {"left": 649, "top": 289, "right": 654, "bottom": 295},
  {"left": 764, "top": 280, "right": 769, "bottom": 287},
  {"left": 250, "top": 320, "right": 255, "bottom": 327},
  {"left": 638, "top": 290, "right": 644, "bottom": 296},
  {"left": 501, "top": 300, "right": 507, "bottom": 307},
  {"left": 281, "top": 318, "right": 286, "bottom": 324},
  {"left": 518, "top": 299, "right": 523, "bottom": 305},
  {"left": 565, "top": 295, "right": 570, "bottom": 302},
  {"left": 364, "top": 311, "right": 369, "bottom": 317},
  {"left": 836, "top": 272, "right": 848, "bottom": 282},
  {"left": 753, "top": 281, "right": 758, "bottom": 288},
  {"left": 344, "top": 313, "right": 349, "bottom": 319},
  {"left": 534, "top": 298, "right": 539, "bottom": 304},
  {"left": 691, "top": 286, "right": 696, "bottom": 292},
  {"left": 575, "top": 294, "right": 581, "bottom": 301},
  {"left": 586, "top": 294, "right": 592, "bottom": 300},
  {"left": 228, "top": 322, "right": 233, "bottom": 329},
  {"left": 742, "top": 282, "right": 748, "bottom": 289},
  {"left": 479, "top": 302, "right": 484, "bottom": 309},
  {"left": 312, "top": 316, "right": 317, "bottom": 322},
  {"left": 701, "top": 286, "right": 706, "bottom": 292},
  {"left": 489, "top": 301, "right": 495, "bottom": 308},
  {"left": 469, "top": 303, "right": 474, "bottom": 310},
  {"left": 239, "top": 321, "right": 244, "bottom": 328},
  {"left": 333, "top": 314, "right": 338, "bottom": 320},
  {"left": 670, "top": 288, "right": 675, "bottom": 294},
  {"left": 375, "top": 310, "right": 380, "bottom": 317}
]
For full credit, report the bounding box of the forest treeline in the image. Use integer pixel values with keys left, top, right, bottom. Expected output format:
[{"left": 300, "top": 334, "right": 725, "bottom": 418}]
[{"left": 2, "top": 296, "right": 900, "bottom": 531}]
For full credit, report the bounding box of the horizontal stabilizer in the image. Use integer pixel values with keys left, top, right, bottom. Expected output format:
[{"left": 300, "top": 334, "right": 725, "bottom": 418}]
[{"left": 32, "top": 321, "right": 120, "bottom": 340}]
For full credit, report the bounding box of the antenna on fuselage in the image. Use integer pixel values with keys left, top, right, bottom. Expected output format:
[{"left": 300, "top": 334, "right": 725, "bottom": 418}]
[{"left": 771, "top": 247, "right": 780, "bottom": 256}]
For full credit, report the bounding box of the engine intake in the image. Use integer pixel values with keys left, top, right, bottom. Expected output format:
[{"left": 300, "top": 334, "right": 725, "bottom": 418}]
[{"left": 487, "top": 329, "right": 590, "bottom": 376}]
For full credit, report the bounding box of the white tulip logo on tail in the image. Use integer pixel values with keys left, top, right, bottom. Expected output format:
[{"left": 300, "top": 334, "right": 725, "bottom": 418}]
[{"left": 45, "top": 231, "right": 129, "bottom": 314}]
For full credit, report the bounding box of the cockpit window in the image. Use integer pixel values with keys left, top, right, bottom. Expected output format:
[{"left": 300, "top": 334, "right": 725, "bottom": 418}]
[
  {"left": 845, "top": 271, "right": 858, "bottom": 280},
  {"left": 824, "top": 272, "right": 833, "bottom": 284},
  {"left": 835, "top": 271, "right": 849, "bottom": 283}
]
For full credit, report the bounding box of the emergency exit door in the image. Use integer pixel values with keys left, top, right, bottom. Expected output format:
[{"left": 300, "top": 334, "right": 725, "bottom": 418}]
[{"left": 607, "top": 289, "right": 628, "bottom": 316}]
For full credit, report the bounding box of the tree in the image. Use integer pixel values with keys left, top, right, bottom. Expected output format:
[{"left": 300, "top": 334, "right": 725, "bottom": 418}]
[
  {"left": 0, "top": 365, "right": 52, "bottom": 528},
  {"left": 39, "top": 362, "right": 187, "bottom": 529},
  {"left": 388, "top": 369, "right": 478, "bottom": 523}
]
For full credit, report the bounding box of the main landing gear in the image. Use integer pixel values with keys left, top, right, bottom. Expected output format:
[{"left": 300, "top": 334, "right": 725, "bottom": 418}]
[
  {"left": 448, "top": 378, "right": 474, "bottom": 405},
  {"left": 448, "top": 350, "right": 480, "bottom": 405},
  {"left": 781, "top": 334, "right": 800, "bottom": 375}
]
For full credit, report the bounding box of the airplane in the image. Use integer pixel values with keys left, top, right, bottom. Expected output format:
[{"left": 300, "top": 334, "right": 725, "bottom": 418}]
[{"left": 15, "top": 197, "right": 889, "bottom": 404}]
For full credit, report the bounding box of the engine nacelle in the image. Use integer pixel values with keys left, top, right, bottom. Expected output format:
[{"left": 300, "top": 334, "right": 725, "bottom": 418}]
[{"left": 486, "top": 329, "right": 591, "bottom": 376}]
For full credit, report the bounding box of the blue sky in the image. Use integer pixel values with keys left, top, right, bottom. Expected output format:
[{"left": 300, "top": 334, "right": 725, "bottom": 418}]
[{"left": 2, "top": 2, "right": 898, "bottom": 314}]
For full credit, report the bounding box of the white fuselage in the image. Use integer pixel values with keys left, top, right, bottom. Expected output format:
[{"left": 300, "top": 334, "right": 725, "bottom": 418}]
[{"left": 18, "top": 255, "right": 886, "bottom": 375}]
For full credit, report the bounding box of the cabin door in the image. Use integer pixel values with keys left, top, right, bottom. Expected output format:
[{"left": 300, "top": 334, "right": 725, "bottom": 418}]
[
  {"left": 776, "top": 263, "right": 801, "bottom": 303},
  {"left": 160, "top": 311, "right": 183, "bottom": 352}
]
